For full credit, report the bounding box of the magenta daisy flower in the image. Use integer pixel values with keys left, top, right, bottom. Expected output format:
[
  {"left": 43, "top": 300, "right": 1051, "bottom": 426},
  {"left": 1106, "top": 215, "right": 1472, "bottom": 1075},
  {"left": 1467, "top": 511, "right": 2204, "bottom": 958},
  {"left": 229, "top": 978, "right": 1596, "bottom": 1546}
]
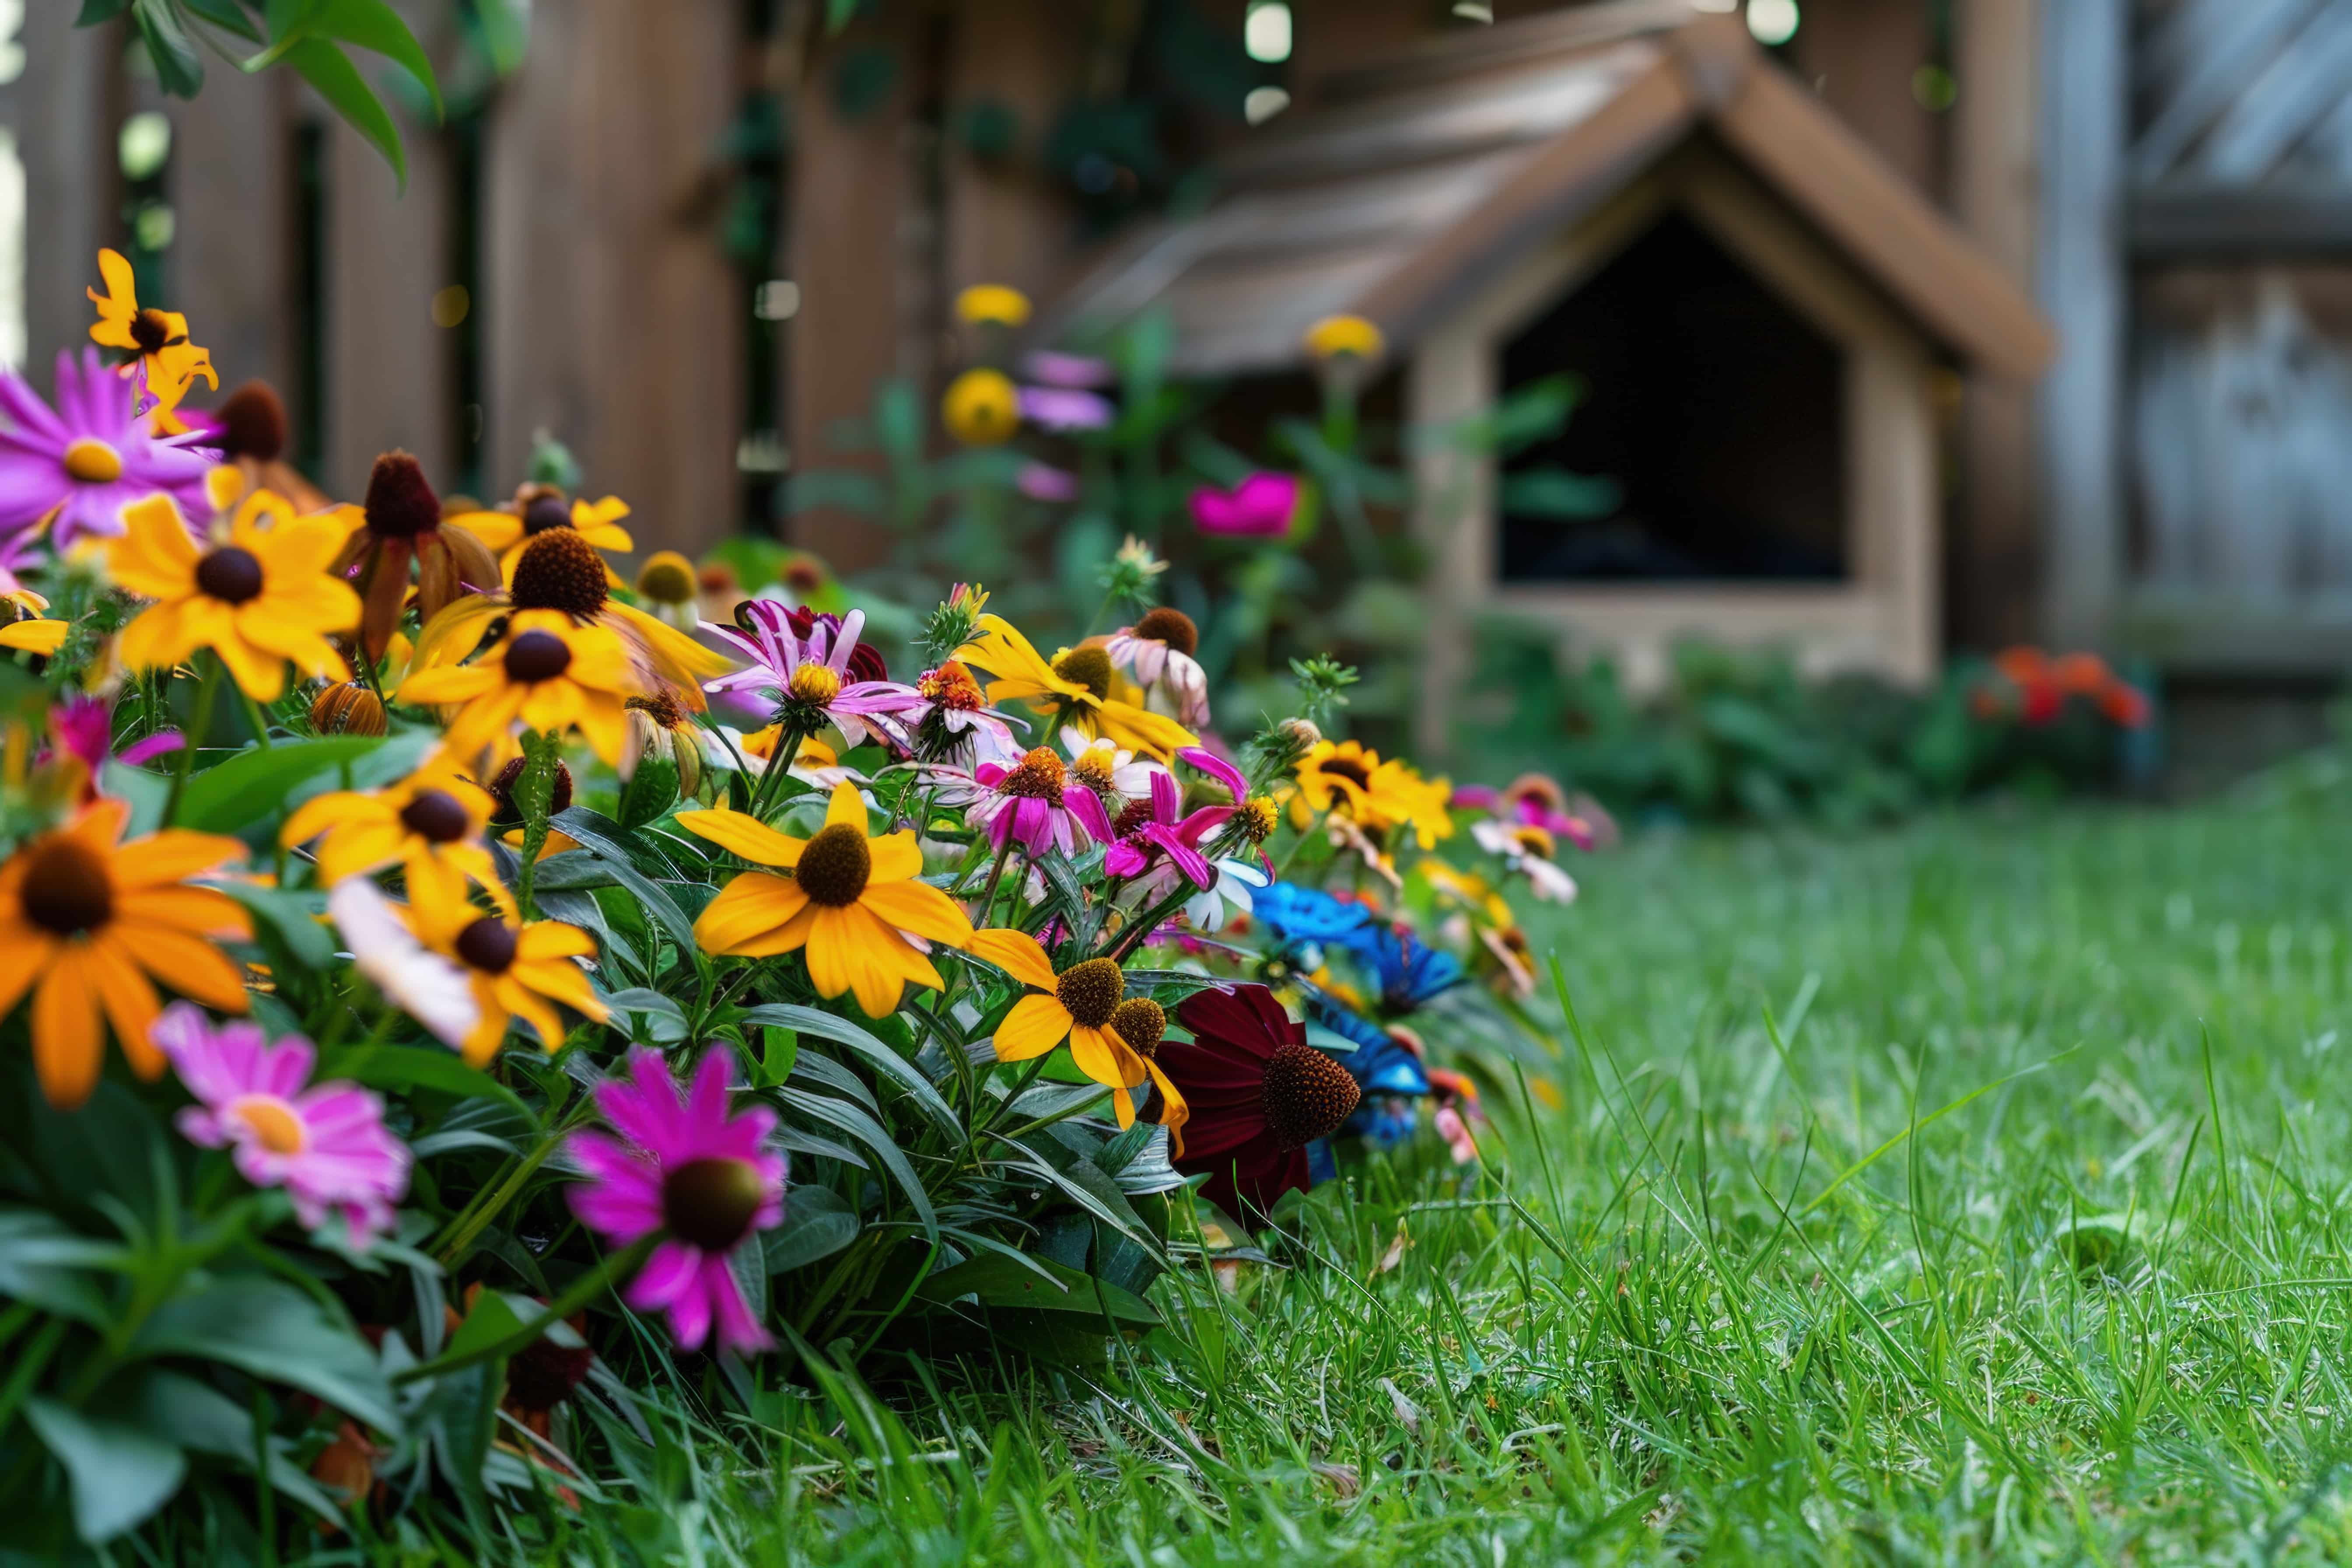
[
  {"left": 154, "top": 1004, "right": 410, "bottom": 1248},
  {"left": 704, "top": 600, "right": 920, "bottom": 748},
  {"left": 0, "top": 347, "right": 212, "bottom": 553},
  {"left": 940, "top": 743, "right": 1114, "bottom": 857},
  {"left": 567, "top": 1048, "right": 786, "bottom": 1356},
  {"left": 1103, "top": 765, "right": 1233, "bottom": 888}
]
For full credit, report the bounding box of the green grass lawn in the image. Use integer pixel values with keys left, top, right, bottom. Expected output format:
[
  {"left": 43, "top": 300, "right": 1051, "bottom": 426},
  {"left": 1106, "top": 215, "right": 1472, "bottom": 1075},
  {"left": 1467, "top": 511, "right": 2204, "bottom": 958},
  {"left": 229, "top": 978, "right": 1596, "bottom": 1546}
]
[{"left": 576, "top": 795, "right": 2352, "bottom": 1565}]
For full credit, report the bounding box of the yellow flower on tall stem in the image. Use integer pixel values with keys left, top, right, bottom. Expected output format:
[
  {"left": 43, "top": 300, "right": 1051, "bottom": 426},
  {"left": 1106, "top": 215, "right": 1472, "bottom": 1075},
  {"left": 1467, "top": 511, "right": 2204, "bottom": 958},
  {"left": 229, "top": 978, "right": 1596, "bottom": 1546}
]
[
  {"left": 956, "top": 613, "right": 1196, "bottom": 762},
  {"left": 406, "top": 528, "right": 728, "bottom": 717},
  {"left": 0, "top": 565, "right": 67, "bottom": 657},
  {"left": 407, "top": 884, "right": 608, "bottom": 1066},
  {"left": 396, "top": 610, "right": 636, "bottom": 763},
  {"left": 963, "top": 928, "right": 1186, "bottom": 1142},
  {"left": 681, "top": 781, "right": 975, "bottom": 1017},
  {"left": 0, "top": 798, "right": 250, "bottom": 1107},
  {"left": 1292, "top": 738, "right": 1453, "bottom": 848},
  {"left": 446, "top": 486, "right": 634, "bottom": 587},
  {"left": 108, "top": 468, "right": 359, "bottom": 700},
  {"left": 86, "top": 248, "right": 217, "bottom": 432},
  {"left": 280, "top": 755, "right": 500, "bottom": 905}
]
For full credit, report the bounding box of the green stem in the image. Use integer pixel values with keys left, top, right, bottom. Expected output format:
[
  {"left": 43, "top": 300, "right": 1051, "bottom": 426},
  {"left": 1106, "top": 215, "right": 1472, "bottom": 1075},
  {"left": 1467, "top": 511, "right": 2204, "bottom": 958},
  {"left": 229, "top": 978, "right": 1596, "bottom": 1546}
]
[
  {"left": 1106, "top": 882, "right": 1197, "bottom": 964},
  {"left": 252, "top": 1380, "right": 278, "bottom": 1568},
  {"left": 395, "top": 1232, "right": 659, "bottom": 1385},
  {"left": 434, "top": 1094, "right": 583, "bottom": 1265},
  {"left": 163, "top": 657, "right": 224, "bottom": 826},
  {"left": 1270, "top": 807, "right": 1330, "bottom": 879},
  {"left": 237, "top": 686, "right": 274, "bottom": 750},
  {"left": 0, "top": 1317, "right": 66, "bottom": 1445}
]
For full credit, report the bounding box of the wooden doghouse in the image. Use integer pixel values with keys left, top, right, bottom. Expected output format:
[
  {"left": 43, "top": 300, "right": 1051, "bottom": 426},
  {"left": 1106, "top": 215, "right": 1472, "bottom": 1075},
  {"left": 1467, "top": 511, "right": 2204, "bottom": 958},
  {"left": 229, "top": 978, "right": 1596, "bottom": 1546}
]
[{"left": 1037, "top": 4, "right": 2053, "bottom": 752}]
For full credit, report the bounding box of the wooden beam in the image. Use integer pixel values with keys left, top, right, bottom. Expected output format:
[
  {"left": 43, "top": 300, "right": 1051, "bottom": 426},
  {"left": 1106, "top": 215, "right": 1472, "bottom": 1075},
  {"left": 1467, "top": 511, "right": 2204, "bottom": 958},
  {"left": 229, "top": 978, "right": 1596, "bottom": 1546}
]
[
  {"left": 1952, "top": 0, "right": 2041, "bottom": 648},
  {"left": 325, "top": 116, "right": 452, "bottom": 499},
  {"left": 484, "top": 0, "right": 745, "bottom": 560},
  {"left": 2036, "top": 0, "right": 2128, "bottom": 648},
  {"left": 16, "top": 7, "right": 119, "bottom": 374},
  {"left": 171, "top": 77, "right": 297, "bottom": 420},
  {"left": 2128, "top": 182, "right": 2352, "bottom": 256}
]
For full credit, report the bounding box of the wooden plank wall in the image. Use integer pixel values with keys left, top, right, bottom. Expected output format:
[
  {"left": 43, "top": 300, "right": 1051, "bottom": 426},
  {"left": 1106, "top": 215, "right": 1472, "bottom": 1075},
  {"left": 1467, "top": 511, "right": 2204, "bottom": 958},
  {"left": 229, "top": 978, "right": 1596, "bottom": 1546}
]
[{"left": 10, "top": 3, "right": 746, "bottom": 563}]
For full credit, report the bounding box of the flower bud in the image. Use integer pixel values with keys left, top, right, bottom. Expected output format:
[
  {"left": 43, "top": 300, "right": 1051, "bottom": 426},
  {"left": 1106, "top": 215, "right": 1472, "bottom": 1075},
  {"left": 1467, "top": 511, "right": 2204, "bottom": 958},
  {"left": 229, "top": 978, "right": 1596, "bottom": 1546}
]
[{"left": 310, "top": 681, "right": 386, "bottom": 737}]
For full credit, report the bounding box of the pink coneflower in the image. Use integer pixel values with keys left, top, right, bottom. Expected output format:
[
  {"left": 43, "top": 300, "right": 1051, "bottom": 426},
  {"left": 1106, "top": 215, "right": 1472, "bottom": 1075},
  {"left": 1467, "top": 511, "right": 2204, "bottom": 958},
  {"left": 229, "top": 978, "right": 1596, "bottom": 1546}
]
[
  {"left": 0, "top": 347, "right": 211, "bottom": 552},
  {"left": 943, "top": 744, "right": 1113, "bottom": 857},
  {"left": 1015, "top": 462, "right": 1081, "bottom": 503},
  {"left": 1104, "top": 607, "right": 1209, "bottom": 728},
  {"left": 704, "top": 600, "right": 920, "bottom": 748},
  {"left": 154, "top": 1004, "right": 410, "bottom": 1248},
  {"left": 47, "top": 694, "right": 182, "bottom": 799},
  {"left": 1023, "top": 350, "right": 1115, "bottom": 388},
  {"left": 900, "top": 658, "right": 1024, "bottom": 764},
  {"left": 567, "top": 1047, "right": 786, "bottom": 1356},
  {"left": 1017, "top": 386, "right": 1114, "bottom": 431},
  {"left": 1470, "top": 818, "right": 1578, "bottom": 903},
  {"left": 1189, "top": 472, "right": 1300, "bottom": 538}
]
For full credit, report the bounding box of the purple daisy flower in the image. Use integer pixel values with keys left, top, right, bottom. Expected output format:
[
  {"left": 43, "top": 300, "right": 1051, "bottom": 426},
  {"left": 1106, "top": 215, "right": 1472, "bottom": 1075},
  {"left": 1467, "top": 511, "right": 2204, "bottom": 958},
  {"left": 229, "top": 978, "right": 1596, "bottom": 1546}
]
[
  {"left": 1016, "top": 386, "right": 1114, "bottom": 432},
  {"left": 154, "top": 1004, "right": 411, "bottom": 1249},
  {"left": 0, "top": 347, "right": 212, "bottom": 552},
  {"left": 1103, "top": 765, "right": 1233, "bottom": 888},
  {"left": 703, "top": 600, "right": 921, "bottom": 748},
  {"left": 568, "top": 1048, "right": 787, "bottom": 1356}
]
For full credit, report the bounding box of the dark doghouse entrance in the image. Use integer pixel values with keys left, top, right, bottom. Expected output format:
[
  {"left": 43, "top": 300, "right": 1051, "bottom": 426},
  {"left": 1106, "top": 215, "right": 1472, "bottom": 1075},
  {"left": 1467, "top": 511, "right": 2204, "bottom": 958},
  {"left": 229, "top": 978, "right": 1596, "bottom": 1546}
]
[{"left": 1498, "top": 211, "right": 1848, "bottom": 583}]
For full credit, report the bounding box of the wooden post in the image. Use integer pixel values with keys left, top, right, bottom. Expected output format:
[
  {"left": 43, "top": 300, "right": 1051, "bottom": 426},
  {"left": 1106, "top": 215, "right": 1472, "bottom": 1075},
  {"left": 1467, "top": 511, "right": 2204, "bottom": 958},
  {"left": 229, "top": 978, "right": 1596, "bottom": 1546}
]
[
  {"left": 15, "top": 7, "right": 119, "bottom": 374},
  {"left": 325, "top": 116, "right": 453, "bottom": 498},
  {"left": 483, "top": 0, "right": 744, "bottom": 560},
  {"left": 785, "top": 18, "right": 912, "bottom": 573},
  {"left": 2037, "top": 0, "right": 2128, "bottom": 649},
  {"left": 170, "top": 74, "right": 296, "bottom": 402},
  {"left": 1951, "top": 0, "right": 2040, "bottom": 648},
  {"left": 941, "top": 0, "right": 1087, "bottom": 308}
]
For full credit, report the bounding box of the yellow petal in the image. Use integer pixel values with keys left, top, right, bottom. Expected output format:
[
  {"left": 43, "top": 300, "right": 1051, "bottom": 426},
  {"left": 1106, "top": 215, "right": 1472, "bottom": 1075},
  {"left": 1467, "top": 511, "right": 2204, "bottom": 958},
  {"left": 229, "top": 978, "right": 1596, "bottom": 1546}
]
[
  {"left": 694, "top": 871, "right": 810, "bottom": 953},
  {"left": 989, "top": 992, "right": 1070, "bottom": 1061},
  {"left": 858, "top": 877, "right": 973, "bottom": 947},
  {"left": 823, "top": 779, "right": 868, "bottom": 832},
  {"left": 677, "top": 807, "right": 807, "bottom": 868},
  {"left": 965, "top": 927, "right": 1057, "bottom": 990}
]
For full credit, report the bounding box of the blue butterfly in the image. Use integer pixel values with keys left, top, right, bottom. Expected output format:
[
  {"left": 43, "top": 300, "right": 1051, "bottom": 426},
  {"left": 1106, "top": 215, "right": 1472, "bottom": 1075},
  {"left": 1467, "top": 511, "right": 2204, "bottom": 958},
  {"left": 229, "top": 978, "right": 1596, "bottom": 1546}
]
[
  {"left": 1360, "top": 924, "right": 1464, "bottom": 1016},
  {"left": 1312, "top": 999, "right": 1432, "bottom": 1098},
  {"left": 1252, "top": 881, "right": 1376, "bottom": 949}
]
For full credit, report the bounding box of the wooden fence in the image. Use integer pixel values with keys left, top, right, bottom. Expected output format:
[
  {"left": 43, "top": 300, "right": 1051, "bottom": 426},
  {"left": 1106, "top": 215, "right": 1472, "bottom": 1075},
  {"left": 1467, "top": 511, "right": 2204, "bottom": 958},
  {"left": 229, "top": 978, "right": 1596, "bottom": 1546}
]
[{"left": 4, "top": 1, "right": 746, "bottom": 559}]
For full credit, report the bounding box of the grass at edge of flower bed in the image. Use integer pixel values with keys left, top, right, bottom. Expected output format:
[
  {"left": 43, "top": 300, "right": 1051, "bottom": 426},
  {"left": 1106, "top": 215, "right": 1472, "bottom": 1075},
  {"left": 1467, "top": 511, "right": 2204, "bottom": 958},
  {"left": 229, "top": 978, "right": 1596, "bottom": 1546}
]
[{"left": 389, "top": 794, "right": 2352, "bottom": 1565}]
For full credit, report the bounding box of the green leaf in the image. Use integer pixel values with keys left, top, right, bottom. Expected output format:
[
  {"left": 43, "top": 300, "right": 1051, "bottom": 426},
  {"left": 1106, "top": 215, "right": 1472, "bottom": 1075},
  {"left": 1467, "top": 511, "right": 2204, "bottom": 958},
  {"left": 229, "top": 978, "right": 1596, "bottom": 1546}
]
[
  {"left": 532, "top": 849, "right": 699, "bottom": 956},
  {"left": 443, "top": 1287, "right": 531, "bottom": 1364},
  {"left": 175, "top": 735, "right": 382, "bottom": 833},
  {"left": 217, "top": 881, "right": 336, "bottom": 970},
  {"left": 119, "top": 1369, "right": 346, "bottom": 1525},
  {"left": 181, "top": 0, "right": 266, "bottom": 41},
  {"left": 24, "top": 1397, "right": 187, "bottom": 1544},
  {"left": 77, "top": 0, "right": 135, "bottom": 21},
  {"left": 777, "top": 1088, "right": 935, "bottom": 1239},
  {"left": 738, "top": 1004, "right": 960, "bottom": 1143},
  {"left": 915, "top": 1252, "right": 1159, "bottom": 1325},
  {"left": 131, "top": 1276, "right": 402, "bottom": 1434},
  {"left": 763, "top": 1186, "right": 860, "bottom": 1274},
  {"left": 132, "top": 0, "right": 205, "bottom": 96},
  {"left": 305, "top": 0, "right": 441, "bottom": 118},
  {"left": 0, "top": 1209, "right": 127, "bottom": 1325},
  {"left": 283, "top": 37, "right": 406, "bottom": 190},
  {"left": 329, "top": 1044, "right": 534, "bottom": 1127}
]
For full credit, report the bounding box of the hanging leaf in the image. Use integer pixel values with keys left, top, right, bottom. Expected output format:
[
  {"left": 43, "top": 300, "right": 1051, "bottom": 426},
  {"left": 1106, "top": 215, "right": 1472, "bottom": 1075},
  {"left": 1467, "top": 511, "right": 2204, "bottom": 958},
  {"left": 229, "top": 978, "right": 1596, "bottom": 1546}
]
[
  {"left": 23, "top": 1398, "right": 187, "bottom": 1545},
  {"left": 281, "top": 37, "right": 407, "bottom": 191},
  {"left": 130, "top": 1276, "right": 403, "bottom": 1434}
]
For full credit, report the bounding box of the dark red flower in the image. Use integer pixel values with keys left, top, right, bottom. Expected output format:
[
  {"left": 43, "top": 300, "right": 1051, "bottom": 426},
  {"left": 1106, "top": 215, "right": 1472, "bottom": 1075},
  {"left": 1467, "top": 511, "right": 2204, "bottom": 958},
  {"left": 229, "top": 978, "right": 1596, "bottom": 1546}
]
[{"left": 1164, "top": 984, "right": 1359, "bottom": 1221}]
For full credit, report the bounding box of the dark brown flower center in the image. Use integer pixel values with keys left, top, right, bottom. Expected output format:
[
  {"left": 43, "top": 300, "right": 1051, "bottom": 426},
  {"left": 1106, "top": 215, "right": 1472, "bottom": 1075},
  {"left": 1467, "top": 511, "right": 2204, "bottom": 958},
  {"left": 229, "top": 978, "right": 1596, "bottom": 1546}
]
[
  {"left": 522, "top": 494, "right": 574, "bottom": 535},
  {"left": 399, "top": 789, "right": 472, "bottom": 844},
  {"left": 194, "top": 545, "right": 264, "bottom": 605},
  {"left": 1503, "top": 772, "right": 1567, "bottom": 816},
  {"left": 505, "top": 1337, "right": 593, "bottom": 1414},
  {"left": 1000, "top": 747, "right": 1066, "bottom": 802},
  {"left": 488, "top": 756, "right": 575, "bottom": 824},
  {"left": 19, "top": 837, "right": 112, "bottom": 936},
  {"left": 130, "top": 308, "right": 177, "bottom": 355},
  {"left": 1133, "top": 607, "right": 1198, "bottom": 657},
  {"left": 455, "top": 916, "right": 518, "bottom": 973},
  {"left": 362, "top": 450, "right": 441, "bottom": 538},
  {"left": 510, "top": 528, "right": 609, "bottom": 615},
  {"left": 661, "top": 1156, "right": 766, "bottom": 1253},
  {"left": 630, "top": 690, "right": 686, "bottom": 730},
  {"left": 503, "top": 629, "right": 573, "bottom": 683},
  {"left": 1111, "top": 799, "right": 1155, "bottom": 839},
  {"left": 1260, "top": 1043, "right": 1360, "bottom": 1150},
  {"left": 214, "top": 382, "right": 287, "bottom": 461},
  {"left": 1051, "top": 646, "right": 1113, "bottom": 701},
  {"left": 1055, "top": 957, "right": 1124, "bottom": 1029},
  {"left": 794, "top": 822, "right": 871, "bottom": 906},
  {"left": 1319, "top": 754, "right": 1372, "bottom": 791},
  {"left": 1109, "top": 997, "right": 1165, "bottom": 1059}
]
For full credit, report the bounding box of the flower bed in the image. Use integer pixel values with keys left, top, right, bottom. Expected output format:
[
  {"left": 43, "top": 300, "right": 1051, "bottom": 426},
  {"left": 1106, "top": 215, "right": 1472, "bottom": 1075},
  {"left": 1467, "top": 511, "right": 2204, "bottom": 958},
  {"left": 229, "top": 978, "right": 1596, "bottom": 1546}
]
[{"left": 0, "top": 256, "right": 1588, "bottom": 1554}]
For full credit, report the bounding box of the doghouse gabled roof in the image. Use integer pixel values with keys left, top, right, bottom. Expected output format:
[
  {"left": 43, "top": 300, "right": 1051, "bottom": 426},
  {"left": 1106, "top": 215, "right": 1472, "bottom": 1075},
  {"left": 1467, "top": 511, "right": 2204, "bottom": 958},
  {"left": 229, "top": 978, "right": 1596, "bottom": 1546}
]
[{"left": 1036, "top": 2, "right": 2054, "bottom": 382}]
